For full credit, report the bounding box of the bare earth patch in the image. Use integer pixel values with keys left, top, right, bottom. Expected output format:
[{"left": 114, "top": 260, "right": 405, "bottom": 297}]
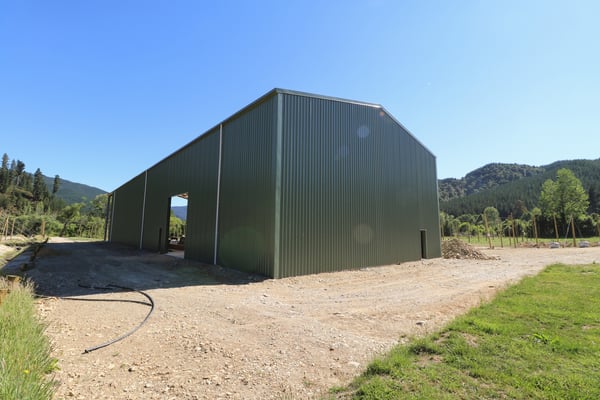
[{"left": 25, "top": 239, "right": 600, "bottom": 399}]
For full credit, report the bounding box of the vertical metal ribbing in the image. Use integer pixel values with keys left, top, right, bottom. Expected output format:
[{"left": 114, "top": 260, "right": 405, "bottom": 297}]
[
  {"left": 213, "top": 124, "right": 223, "bottom": 264},
  {"left": 273, "top": 93, "right": 283, "bottom": 278},
  {"left": 139, "top": 170, "right": 148, "bottom": 249}
]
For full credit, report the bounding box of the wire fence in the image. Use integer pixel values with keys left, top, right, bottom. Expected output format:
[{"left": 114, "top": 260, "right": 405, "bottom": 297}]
[
  {"left": 0, "top": 209, "right": 46, "bottom": 242},
  {"left": 1, "top": 208, "right": 107, "bottom": 242}
]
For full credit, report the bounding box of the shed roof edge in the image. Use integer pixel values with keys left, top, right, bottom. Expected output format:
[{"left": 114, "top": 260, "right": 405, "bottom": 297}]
[{"left": 111, "top": 88, "right": 436, "bottom": 193}]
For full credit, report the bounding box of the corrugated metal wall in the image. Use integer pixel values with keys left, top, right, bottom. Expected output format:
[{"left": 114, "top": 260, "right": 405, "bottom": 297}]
[
  {"left": 110, "top": 173, "right": 145, "bottom": 247},
  {"left": 217, "top": 96, "right": 277, "bottom": 276},
  {"left": 276, "top": 93, "right": 441, "bottom": 277},
  {"left": 142, "top": 130, "right": 220, "bottom": 262},
  {"left": 415, "top": 142, "right": 442, "bottom": 258},
  {"left": 109, "top": 89, "right": 441, "bottom": 278}
]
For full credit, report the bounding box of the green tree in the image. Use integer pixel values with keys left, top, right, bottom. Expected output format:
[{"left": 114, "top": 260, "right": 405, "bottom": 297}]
[
  {"left": 87, "top": 194, "right": 108, "bottom": 218},
  {"left": 169, "top": 211, "right": 185, "bottom": 238},
  {"left": 539, "top": 168, "right": 589, "bottom": 244},
  {"left": 52, "top": 175, "right": 61, "bottom": 195},
  {"left": 32, "top": 168, "right": 48, "bottom": 202},
  {"left": 0, "top": 153, "right": 9, "bottom": 193},
  {"left": 483, "top": 207, "right": 500, "bottom": 225},
  {"left": 503, "top": 216, "right": 518, "bottom": 247},
  {"left": 483, "top": 207, "right": 500, "bottom": 235},
  {"left": 591, "top": 213, "right": 600, "bottom": 237},
  {"left": 13, "top": 160, "right": 25, "bottom": 187},
  {"left": 588, "top": 184, "right": 600, "bottom": 214},
  {"left": 58, "top": 203, "right": 83, "bottom": 236},
  {"left": 439, "top": 211, "right": 448, "bottom": 238},
  {"left": 554, "top": 168, "right": 589, "bottom": 221},
  {"left": 539, "top": 178, "right": 560, "bottom": 239},
  {"left": 449, "top": 217, "right": 460, "bottom": 237},
  {"left": 21, "top": 171, "right": 33, "bottom": 193},
  {"left": 482, "top": 206, "right": 500, "bottom": 247},
  {"left": 458, "top": 221, "right": 473, "bottom": 241}
]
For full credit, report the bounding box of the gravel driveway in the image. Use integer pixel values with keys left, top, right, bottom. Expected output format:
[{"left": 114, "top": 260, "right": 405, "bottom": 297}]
[{"left": 17, "top": 238, "right": 600, "bottom": 399}]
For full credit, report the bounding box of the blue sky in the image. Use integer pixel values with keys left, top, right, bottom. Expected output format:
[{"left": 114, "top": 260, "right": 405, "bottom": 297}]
[{"left": 1, "top": 0, "right": 598, "bottom": 196}]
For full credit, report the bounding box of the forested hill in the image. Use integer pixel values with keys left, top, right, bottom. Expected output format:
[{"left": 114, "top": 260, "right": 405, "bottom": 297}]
[
  {"left": 1, "top": 151, "right": 106, "bottom": 208},
  {"left": 438, "top": 163, "right": 545, "bottom": 201},
  {"left": 43, "top": 175, "right": 106, "bottom": 204},
  {"left": 440, "top": 159, "right": 600, "bottom": 217}
]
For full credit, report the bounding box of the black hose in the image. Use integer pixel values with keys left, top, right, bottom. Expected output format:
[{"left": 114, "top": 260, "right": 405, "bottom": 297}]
[
  {"left": 40, "top": 297, "right": 151, "bottom": 307},
  {"left": 83, "top": 285, "right": 155, "bottom": 354},
  {"left": 36, "top": 284, "right": 155, "bottom": 354}
]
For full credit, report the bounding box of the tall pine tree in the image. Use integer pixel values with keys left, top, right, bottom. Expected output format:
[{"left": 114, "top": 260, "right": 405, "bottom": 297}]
[
  {"left": 32, "top": 168, "right": 48, "bottom": 202},
  {"left": 0, "top": 153, "right": 9, "bottom": 193},
  {"left": 13, "top": 160, "right": 25, "bottom": 187},
  {"left": 53, "top": 175, "right": 61, "bottom": 195}
]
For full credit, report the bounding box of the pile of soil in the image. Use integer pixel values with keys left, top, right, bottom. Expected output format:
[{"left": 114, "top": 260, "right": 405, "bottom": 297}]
[{"left": 442, "top": 238, "right": 494, "bottom": 260}]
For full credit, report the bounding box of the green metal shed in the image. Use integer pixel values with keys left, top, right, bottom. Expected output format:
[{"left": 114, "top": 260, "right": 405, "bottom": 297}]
[{"left": 107, "top": 88, "right": 441, "bottom": 278}]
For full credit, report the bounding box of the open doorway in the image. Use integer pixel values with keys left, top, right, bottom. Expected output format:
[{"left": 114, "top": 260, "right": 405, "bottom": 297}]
[{"left": 168, "top": 193, "right": 188, "bottom": 258}]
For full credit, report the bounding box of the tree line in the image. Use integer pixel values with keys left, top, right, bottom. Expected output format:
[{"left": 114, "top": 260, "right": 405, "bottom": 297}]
[
  {"left": 440, "top": 168, "right": 600, "bottom": 243},
  {"left": 440, "top": 159, "right": 600, "bottom": 217},
  {"left": 0, "top": 153, "right": 62, "bottom": 212},
  {"left": 0, "top": 152, "right": 107, "bottom": 239}
]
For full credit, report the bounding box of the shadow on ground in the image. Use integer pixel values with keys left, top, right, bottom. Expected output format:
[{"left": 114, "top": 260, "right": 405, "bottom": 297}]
[{"left": 3, "top": 241, "right": 267, "bottom": 297}]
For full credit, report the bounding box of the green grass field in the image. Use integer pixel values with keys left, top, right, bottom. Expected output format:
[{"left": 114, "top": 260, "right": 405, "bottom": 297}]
[
  {"left": 0, "top": 279, "right": 56, "bottom": 400},
  {"left": 333, "top": 263, "right": 600, "bottom": 399},
  {"left": 445, "top": 235, "right": 600, "bottom": 249}
]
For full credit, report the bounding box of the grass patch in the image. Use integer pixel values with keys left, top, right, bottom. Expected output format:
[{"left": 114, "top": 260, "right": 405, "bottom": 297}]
[
  {"left": 0, "top": 278, "right": 56, "bottom": 399},
  {"left": 451, "top": 235, "right": 600, "bottom": 248},
  {"left": 334, "top": 263, "right": 600, "bottom": 399}
]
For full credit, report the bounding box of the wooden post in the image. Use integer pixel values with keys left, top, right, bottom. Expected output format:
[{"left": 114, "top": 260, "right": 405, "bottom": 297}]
[
  {"left": 41, "top": 219, "right": 46, "bottom": 237},
  {"left": 483, "top": 213, "right": 493, "bottom": 249},
  {"left": 505, "top": 220, "right": 512, "bottom": 247},
  {"left": 3, "top": 216, "right": 8, "bottom": 241},
  {"left": 499, "top": 223, "right": 504, "bottom": 248},
  {"left": 571, "top": 215, "right": 577, "bottom": 248},
  {"left": 532, "top": 214, "right": 539, "bottom": 245},
  {"left": 511, "top": 215, "right": 518, "bottom": 248}
]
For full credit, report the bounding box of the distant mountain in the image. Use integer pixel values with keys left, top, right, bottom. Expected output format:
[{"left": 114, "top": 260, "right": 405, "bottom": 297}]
[
  {"left": 171, "top": 205, "right": 187, "bottom": 221},
  {"left": 438, "top": 163, "right": 546, "bottom": 202},
  {"left": 43, "top": 175, "right": 106, "bottom": 204},
  {"left": 440, "top": 159, "right": 600, "bottom": 217}
]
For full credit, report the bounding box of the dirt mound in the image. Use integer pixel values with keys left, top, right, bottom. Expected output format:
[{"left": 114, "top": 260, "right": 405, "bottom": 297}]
[{"left": 442, "top": 238, "right": 495, "bottom": 260}]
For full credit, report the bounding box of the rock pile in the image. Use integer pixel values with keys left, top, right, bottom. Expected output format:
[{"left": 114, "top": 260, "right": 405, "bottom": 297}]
[{"left": 442, "top": 238, "right": 494, "bottom": 260}]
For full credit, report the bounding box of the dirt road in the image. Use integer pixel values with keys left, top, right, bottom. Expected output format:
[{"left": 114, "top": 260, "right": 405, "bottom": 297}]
[{"left": 19, "top": 239, "right": 600, "bottom": 399}]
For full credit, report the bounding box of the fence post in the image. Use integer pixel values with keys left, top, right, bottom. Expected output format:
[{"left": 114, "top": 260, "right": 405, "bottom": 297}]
[{"left": 2, "top": 215, "right": 9, "bottom": 241}]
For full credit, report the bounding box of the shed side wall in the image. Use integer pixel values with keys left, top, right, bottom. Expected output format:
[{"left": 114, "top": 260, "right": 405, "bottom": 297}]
[
  {"left": 417, "top": 145, "right": 442, "bottom": 258},
  {"left": 110, "top": 173, "right": 145, "bottom": 247}
]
